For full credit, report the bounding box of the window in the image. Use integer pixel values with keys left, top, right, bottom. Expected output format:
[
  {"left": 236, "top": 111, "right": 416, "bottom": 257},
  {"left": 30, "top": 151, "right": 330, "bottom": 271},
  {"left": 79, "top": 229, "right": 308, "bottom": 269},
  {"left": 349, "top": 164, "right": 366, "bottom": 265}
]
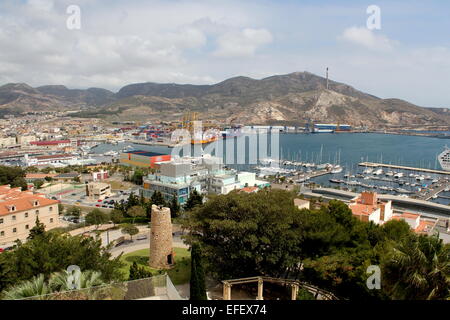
[
  {"left": 50, "top": 218, "right": 54, "bottom": 223},
  {"left": 13, "top": 228, "right": 17, "bottom": 233},
  {"left": 12, "top": 215, "right": 16, "bottom": 221},
  {"left": 25, "top": 212, "right": 28, "bottom": 218},
  {"left": 49, "top": 206, "right": 53, "bottom": 212},
  {"left": 0, "top": 231, "right": 4, "bottom": 236},
  {"left": 25, "top": 224, "right": 29, "bottom": 229},
  {"left": 0, "top": 218, "right": 3, "bottom": 224},
  {"left": 36, "top": 210, "right": 39, "bottom": 215}
]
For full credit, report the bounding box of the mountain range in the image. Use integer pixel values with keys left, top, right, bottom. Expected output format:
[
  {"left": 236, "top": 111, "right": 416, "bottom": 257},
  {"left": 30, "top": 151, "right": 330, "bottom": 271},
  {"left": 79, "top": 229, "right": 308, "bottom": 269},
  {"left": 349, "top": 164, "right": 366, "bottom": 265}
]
[{"left": 1, "top": 72, "right": 449, "bottom": 128}]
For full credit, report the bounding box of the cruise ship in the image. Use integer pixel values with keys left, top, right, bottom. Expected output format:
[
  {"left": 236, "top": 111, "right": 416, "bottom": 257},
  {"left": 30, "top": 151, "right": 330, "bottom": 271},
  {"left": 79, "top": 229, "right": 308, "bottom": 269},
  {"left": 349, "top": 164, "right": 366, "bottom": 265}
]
[{"left": 438, "top": 146, "right": 450, "bottom": 171}]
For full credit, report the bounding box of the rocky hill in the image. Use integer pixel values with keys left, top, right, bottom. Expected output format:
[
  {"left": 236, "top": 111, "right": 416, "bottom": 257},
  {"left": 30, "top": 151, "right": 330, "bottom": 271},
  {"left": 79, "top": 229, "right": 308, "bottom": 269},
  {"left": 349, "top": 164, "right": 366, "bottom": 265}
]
[{"left": 1, "top": 72, "right": 449, "bottom": 128}]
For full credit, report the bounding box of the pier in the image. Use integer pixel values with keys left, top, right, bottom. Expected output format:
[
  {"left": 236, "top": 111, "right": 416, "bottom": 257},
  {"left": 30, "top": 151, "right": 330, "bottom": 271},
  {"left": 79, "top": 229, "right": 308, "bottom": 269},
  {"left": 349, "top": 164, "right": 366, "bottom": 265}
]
[{"left": 359, "top": 162, "right": 450, "bottom": 175}]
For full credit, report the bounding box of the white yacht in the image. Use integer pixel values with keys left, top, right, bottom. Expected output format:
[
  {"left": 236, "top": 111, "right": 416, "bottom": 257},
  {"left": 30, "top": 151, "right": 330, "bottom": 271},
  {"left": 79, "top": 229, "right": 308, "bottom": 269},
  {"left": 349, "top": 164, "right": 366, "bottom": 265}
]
[
  {"left": 372, "top": 168, "right": 383, "bottom": 175},
  {"left": 330, "top": 165, "right": 343, "bottom": 174},
  {"left": 394, "top": 172, "right": 404, "bottom": 178}
]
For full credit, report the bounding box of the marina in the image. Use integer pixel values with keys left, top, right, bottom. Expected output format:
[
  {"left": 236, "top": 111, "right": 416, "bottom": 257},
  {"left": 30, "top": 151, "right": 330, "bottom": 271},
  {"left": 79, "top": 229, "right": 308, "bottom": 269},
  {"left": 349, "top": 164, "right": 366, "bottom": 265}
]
[{"left": 359, "top": 162, "right": 450, "bottom": 175}]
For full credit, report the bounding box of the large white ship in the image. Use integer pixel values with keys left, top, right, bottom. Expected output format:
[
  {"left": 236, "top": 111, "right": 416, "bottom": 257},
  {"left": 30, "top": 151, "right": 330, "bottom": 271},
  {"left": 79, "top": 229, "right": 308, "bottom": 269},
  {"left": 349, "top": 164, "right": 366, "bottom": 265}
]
[{"left": 438, "top": 146, "right": 450, "bottom": 171}]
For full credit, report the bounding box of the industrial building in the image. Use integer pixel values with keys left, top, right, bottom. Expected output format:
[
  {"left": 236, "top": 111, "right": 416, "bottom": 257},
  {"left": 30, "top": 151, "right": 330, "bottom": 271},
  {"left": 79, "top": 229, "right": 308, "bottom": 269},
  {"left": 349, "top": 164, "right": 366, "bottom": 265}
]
[{"left": 120, "top": 150, "right": 171, "bottom": 168}]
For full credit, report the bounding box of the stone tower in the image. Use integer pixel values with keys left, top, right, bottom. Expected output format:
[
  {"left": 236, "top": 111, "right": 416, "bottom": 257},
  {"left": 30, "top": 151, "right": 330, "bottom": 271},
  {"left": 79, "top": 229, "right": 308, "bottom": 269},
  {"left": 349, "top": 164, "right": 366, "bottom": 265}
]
[{"left": 149, "top": 205, "right": 174, "bottom": 269}]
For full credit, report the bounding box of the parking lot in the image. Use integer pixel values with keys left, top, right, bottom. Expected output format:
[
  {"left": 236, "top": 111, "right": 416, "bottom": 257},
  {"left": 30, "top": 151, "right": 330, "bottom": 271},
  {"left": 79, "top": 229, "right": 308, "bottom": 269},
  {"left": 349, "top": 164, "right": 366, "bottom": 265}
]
[{"left": 49, "top": 186, "right": 141, "bottom": 210}]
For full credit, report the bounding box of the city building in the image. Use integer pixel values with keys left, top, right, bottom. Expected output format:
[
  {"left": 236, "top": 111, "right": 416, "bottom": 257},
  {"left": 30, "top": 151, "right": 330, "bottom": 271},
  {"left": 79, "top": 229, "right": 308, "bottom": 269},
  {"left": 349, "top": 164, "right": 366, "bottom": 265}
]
[
  {"left": 0, "top": 185, "right": 60, "bottom": 248},
  {"left": 86, "top": 182, "right": 112, "bottom": 200},
  {"left": 120, "top": 150, "right": 171, "bottom": 168},
  {"left": 141, "top": 154, "right": 269, "bottom": 205},
  {"left": 294, "top": 198, "right": 311, "bottom": 210},
  {"left": 23, "top": 153, "right": 77, "bottom": 167},
  {"left": 92, "top": 170, "right": 109, "bottom": 181},
  {"left": 391, "top": 212, "right": 437, "bottom": 234},
  {"left": 29, "top": 139, "right": 77, "bottom": 150},
  {"left": 0, "top": 136, "right": 17, "bottom": 148},
  {"left": 348, "top": 192, "right": 393, "bottom": 225}
]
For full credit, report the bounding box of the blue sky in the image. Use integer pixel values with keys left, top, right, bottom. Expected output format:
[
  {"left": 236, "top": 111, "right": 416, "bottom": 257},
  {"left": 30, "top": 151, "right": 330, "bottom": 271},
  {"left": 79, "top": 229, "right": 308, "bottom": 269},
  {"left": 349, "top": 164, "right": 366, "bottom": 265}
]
[{"left": 0, "top": 0, "right": 449, "bottom": 107}]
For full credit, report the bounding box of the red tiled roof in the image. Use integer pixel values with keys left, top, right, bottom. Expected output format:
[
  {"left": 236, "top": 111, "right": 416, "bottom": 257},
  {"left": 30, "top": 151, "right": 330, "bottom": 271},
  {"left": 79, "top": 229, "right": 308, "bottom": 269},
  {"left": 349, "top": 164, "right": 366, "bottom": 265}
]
[
  {"left": 0, "top": 185, "right": 59, "bottom": 216},
  {"left": 30, "top": 140, "right": 70, "bottom": 146}
]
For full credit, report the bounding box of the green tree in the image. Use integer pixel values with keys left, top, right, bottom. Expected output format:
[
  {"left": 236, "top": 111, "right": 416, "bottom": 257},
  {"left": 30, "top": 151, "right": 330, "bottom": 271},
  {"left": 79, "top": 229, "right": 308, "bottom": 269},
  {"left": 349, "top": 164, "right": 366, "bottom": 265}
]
[
  {"left": 58, "top": 203, "right": 64, "bottom": 215},
  {"left": 110, "top": 209, "right": 123, "bottom": 226},
  {"left": 131, "top": 169, "right": 145, "bottom": 185},
  {"left": 184, "top": 189, "right": 302, "bottom": 279},
  {"left": 129, "top": 262, "right": 153, "bottom": 280},
  {"left": 66, "top": 206, "right": 81, "bottom": 218},
  {"left": 169, "top": 194, "right": 180, "bottom": 218},
  {"left": 0, "top": 231, "right": 123, "bottom": 293},
  {"left": 150, "top": 191, "right": 166, "bottom": 207},
  {"left": 85, "top": 209, "right": 110, "bottom": 228},
  {"left": 190, "top": 243, "right": 207, "bottom": 300},
  {"left": 48, "top": 270, "right": 105, "bottom": 292},
  {"left": 184, "top": 190, "right": 203, "bottom": 211},
  {"left": 27, "top": 217, "right": 46, "bottom": 240},
  {"left": 127, "top": 206, "right": 145, "bottom": 224},
  {"left": 1, "top": 274, "right": 50, "bottom": 300},
  {"left": 126, "top": 193, "right": 140, "bottom": 210},
  {"left": 382, "top": 234, "right": 450, "bottom": 300},
  {"left": 34, "top": 179, "right": 45, "bottom": 189},
  {"left": 121, "top": 224, "right": 139, "bottom": 241}
]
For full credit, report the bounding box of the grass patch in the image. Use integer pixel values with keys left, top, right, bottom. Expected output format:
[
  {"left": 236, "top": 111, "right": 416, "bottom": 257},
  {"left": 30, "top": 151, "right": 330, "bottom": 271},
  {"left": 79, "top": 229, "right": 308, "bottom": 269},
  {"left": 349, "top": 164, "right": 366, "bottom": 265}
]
[{"left": 119, "top": 248, "right": 190, "bottom": 285}]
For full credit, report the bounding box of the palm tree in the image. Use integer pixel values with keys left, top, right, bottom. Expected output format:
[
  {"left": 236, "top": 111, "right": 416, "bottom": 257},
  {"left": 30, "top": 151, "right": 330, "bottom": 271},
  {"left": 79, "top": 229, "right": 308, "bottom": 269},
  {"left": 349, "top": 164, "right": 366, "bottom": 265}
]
[
  {"left": 1, "top": 274, "right": 50, "bottom": 300},
  {"left": 383, "top": 234, "right": 450, "bottom": 300},
  {"left": 2, "top": 270, "right": 106, "bottom": 300},
  {"left": 48, "top": 270, "right": 104, "bottom": 292}
]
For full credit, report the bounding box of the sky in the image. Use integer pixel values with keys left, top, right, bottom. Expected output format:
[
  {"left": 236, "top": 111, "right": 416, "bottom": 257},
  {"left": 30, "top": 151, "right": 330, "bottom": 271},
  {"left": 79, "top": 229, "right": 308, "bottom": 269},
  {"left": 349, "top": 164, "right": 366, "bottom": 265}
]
[{"left": 0, "top": 0, "right": 449, "bottom": 107}]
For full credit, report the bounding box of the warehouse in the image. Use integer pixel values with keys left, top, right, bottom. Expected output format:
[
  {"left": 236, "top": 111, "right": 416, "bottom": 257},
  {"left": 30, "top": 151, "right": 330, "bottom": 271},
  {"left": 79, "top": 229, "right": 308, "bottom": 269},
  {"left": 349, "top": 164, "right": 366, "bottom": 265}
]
[{"left": 119, "top": 150, "right": 171, "bottom": 168}]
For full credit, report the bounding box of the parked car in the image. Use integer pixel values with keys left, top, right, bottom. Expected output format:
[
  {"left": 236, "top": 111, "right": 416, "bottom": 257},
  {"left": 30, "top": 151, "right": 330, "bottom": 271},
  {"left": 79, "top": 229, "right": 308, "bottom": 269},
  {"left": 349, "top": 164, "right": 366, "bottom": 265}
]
[
  {"left": 95, "top": 204, "right": 100, "bottom": 207},
  {"left": 97, "top": 199, "right": 102, "bottom": 202}
]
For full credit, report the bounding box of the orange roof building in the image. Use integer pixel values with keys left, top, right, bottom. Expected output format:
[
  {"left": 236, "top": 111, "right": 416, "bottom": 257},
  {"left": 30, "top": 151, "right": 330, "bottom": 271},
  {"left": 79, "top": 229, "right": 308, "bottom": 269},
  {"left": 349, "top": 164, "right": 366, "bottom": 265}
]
[
  {"left": 391, "top": 212, "right": 436, "bottom": 234},
  {"left": 348, "top": 192, "right": 393, "bottom": 225},
  {"left": 0, "top": 185, "right": 60, "bottom": 248}
]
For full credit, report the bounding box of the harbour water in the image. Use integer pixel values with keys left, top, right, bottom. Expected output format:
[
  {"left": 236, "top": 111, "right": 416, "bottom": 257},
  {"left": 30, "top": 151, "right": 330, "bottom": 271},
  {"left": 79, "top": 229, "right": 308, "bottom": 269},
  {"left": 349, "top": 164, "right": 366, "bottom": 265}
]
[{"left": 91, "top": 132, "right": 449, "bottom": 202}]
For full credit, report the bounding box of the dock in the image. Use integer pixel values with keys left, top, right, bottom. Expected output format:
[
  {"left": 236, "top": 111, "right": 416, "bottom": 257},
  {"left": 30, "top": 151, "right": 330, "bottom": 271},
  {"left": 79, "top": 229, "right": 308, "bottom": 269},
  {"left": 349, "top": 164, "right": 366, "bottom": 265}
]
[{"left": 359, "top": 162, "right": 450, "bottom": 175}]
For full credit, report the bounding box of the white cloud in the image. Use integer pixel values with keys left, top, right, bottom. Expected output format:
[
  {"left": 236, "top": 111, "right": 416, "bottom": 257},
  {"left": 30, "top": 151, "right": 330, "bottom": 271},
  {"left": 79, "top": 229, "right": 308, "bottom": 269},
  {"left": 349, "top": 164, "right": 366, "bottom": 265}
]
[
  {"left": 338, "top": 26, "right": 397, "bottom": 51},
  {"left": 213, "top": 28, "right": 273, "bottom": 58}
]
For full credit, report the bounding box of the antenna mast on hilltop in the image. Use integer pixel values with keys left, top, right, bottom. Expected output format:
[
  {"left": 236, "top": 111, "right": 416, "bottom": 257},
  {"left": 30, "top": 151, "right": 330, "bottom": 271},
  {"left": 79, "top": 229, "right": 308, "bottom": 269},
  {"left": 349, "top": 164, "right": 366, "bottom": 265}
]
[{"left": 326, "top": 67, "right": 329, "bottom": 90}]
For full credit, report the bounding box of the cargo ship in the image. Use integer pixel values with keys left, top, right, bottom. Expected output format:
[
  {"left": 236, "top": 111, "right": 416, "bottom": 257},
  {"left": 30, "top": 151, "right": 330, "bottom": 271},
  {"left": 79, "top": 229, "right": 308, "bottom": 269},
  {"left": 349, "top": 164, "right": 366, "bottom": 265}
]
[
  {"left": 191, "top": 130, "right": 221, "bottom": 144},
  {"left": 313, "top": 123, "right": 352, "bottom": 133}
]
